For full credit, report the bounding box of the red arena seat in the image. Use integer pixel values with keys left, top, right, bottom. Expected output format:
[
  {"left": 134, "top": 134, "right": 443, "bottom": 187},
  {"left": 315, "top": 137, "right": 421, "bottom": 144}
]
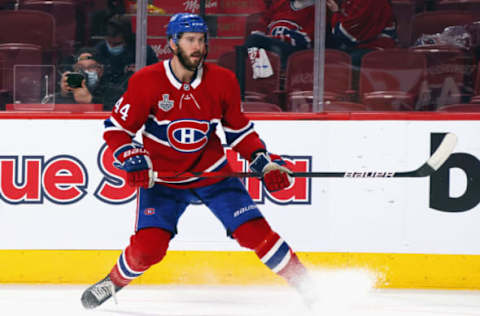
[
  {"left": 284, "top": 49, "right": 354, "bottom": 111},
  {"left": 20, "top": 1, "right": 78, "bottom": 56},
  {"left": 241, "top": 101, "right": 282, "bottom": 112},
  {"left": 0, "top": 10, "right": 55, "bottom": 52},
  {"left": 245, "top": 12, "right": 264, "bottom": 39},
  {"left": 287, "top": 98, "right": 367, "bottom": 112},
  {"left": 437, "top": 103, "right": 480, "bottom": 111},
  {"left": 245, "top": 50, "right": 281, "bottom": 103},
  {"left": 359, "top": 49, "right": 427, "bottom": 111},
  {"left": 391, "top": 0, "right": 416, "bottom": 47},
  {"left": 410, "top": 11, "right": 476, "bottom": 45},
  {"left": 435, "top": 0, "right": 480, "bottom": 19},
  {"left": 218, "top": 50, "right": 281, "bottom": 103},
  {"left": 411, "top": 45, "right": 474, "bottom": 109},
  {"left": 217, "top": 50, "right": 236, "bottom": 73},
  {"left": 0, "top": 43, "right": 44, "bottom": 104}
]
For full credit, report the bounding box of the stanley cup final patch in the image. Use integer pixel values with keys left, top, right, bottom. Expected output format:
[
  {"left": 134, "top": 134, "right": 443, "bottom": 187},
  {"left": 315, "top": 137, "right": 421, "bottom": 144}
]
[{"left": 158, "top": 94, "right": 174, "bottom": 112}]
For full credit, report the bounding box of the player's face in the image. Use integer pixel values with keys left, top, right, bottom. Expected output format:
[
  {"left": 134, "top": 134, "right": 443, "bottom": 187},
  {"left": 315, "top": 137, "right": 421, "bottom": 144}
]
[{"left": 175, "top": 32, "right": 207, "bottom": 71}]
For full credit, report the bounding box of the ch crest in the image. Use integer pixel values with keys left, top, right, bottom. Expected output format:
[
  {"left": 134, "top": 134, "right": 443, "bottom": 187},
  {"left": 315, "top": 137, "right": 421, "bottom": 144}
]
[{"left": 158, "top": 94, "right": 174, "bottom": 112}]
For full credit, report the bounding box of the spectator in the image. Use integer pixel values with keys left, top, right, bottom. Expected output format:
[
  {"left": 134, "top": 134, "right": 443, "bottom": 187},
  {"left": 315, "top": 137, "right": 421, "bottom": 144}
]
[
  {"left": 327, "top": 0, "right": 397, "bottom": 66},
  {"left": 90, "top": 0, "right": 127, "bottom": 39},
  {"left": 94, "top": 14, "right": 158, "bottom": 85},
  {"left": 236, "top": 0, "right": 315, "bottom": 99},
  {"left": 326, "top": 0, "right": 397, "bottom": 93},
  {"left": 56, "top": 47, "right": 126, "bottom": 111},
  {"left": 243, "top": 0, "right": 315, "bottom": 69}
]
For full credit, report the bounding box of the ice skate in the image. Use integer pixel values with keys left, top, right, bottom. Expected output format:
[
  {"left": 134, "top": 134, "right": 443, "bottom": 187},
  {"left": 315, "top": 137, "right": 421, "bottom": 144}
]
[
  {"left": 80, "top": 275, "right": 123, "bottom": 309},
  {"left": 291, "top": 273, "right": 320, "bottom": 309}
]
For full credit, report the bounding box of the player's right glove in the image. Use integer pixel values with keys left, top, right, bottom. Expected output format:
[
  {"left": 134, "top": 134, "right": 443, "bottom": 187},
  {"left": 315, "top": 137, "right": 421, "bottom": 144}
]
[
  {"left": 113, "top": 144, "right": 155, "bottom": 189},
  {"left": 250, "top": 152, "right": 293, "bottom": 192}
]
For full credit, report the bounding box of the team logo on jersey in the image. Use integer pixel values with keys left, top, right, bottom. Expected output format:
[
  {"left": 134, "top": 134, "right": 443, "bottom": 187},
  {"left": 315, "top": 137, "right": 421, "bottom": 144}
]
[
  {"left": 167, "top": 120, "right": 210, "bottom": 152},
  {"left": 144, "top": 208, "right": 156, "bottom": 215},
  {"left": 158, "top": 94, "right": 174, "bottom": 112},
  {"left": 268, "top": 20, "right": 311, "bottom": 47}
]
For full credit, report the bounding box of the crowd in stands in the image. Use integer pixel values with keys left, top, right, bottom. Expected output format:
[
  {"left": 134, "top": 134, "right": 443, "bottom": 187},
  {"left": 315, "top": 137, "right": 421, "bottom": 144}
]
[{"left": 0, "top": 0, "right": 480, "bottom": 112}]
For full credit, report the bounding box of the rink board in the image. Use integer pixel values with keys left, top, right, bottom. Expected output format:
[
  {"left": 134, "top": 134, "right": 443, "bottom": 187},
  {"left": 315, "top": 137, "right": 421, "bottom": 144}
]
[
  {"left": 1, "top": 250, "right": 480, "bottom": 289},
  {"left": 1, "top": 112, "right": 480, "bottom": 288}
]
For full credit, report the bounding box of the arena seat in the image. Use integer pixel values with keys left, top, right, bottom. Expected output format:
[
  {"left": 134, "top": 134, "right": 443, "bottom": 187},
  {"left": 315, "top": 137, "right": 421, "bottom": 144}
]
[
  {"left": 218, "top": 50, "right": 281, "bottom": 103},
  {"left": 0, "top": 43, "right": 44, "bottom": 104},
  {"left": 0, "top": 51, "right": 8, "bottom": 109},
  {"left": 410, "top": 11, "right": 476, "bottom": 46},
  {"left": 469, "top": 61, "right": 480, "bottom": 104},
  {"left": 244, "top": 12, "right": 264, "bottom": 39},
  {"left": 217, "top": 50, "right": 236, "bottom": 73},
  {"left": 20, "top": 1, "right": 78, "bottom": 56},
  {"left": 437, "top": 103, "right": 480, "bottom": 111},
  {"left": 435, "top": 0, "right": 480, "bottom": 19},
  {"left": 0, "top": 0, "right": 16, "bottom": 9},
  {"left": 241, "top": 101, "right": 282, "bottom": 112},
  {"left": 287, "top": 98, "right": 367, "bottom": 112},
  {"left": 391, "top": 0, "right": 416, "bottom": 47},
  {"left": 0, "top": 10, "right": 55, "bottom": 52},
  {"left": 411, "top": 45, "right": 474, "bottom": 109},
  {"left": 283, "top": 49, "right": 354, "bottom": 109},
  {"left": 359, "top": 49, "right": 427, "bottom": 111},
  {"left": 0, "top": 51, "right": 5, "bottom": 91}
]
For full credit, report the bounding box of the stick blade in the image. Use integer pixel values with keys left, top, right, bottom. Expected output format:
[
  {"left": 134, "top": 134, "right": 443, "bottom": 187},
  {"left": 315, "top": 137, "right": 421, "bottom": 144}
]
[{"left": 426, "top": 132, "right": 457, "bottom": 171}]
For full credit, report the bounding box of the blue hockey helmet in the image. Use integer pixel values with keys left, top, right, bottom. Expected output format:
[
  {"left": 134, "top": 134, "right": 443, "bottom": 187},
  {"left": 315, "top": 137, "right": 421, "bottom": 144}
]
[{"left": 166, "top": 13, "right": 208, "bottom": 44}]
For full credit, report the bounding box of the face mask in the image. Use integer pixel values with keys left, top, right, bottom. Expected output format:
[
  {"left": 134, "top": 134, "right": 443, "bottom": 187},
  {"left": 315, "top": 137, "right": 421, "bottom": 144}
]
[
  {"left": 106, "top": 42, "right": 125, "bottom": 56},
  {"left": 84, "top": 70, "right": 99, "bottom": 89}
]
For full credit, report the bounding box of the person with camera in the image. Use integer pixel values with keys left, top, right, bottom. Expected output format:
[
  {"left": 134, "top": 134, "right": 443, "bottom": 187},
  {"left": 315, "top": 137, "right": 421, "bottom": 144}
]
[{"left": 57, "top": 47, "right": 126, "bottom": 110}]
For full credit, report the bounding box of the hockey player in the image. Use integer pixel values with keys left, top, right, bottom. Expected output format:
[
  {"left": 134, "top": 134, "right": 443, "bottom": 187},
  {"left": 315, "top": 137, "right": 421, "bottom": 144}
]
[{"left": 81, "top": 13, "right": 315, "bottom": 309}]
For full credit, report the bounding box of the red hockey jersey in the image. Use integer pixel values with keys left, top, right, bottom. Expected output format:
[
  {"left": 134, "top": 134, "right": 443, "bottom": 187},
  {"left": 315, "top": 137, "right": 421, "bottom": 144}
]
[
  {"left": 330, "top": 0, "right": 397, "bottom": 50},
  {"left": 103, "top": 60, "right": 266, "bottom": 188},
  {"left": 257, "top": 0, "right": 315, "bottom": 48}
]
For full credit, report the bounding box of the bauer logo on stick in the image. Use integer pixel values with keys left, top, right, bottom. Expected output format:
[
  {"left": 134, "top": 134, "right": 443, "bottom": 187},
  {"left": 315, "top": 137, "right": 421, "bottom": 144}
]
[{"left": 344, "top": 172, "right": 395, "bottom": 178}]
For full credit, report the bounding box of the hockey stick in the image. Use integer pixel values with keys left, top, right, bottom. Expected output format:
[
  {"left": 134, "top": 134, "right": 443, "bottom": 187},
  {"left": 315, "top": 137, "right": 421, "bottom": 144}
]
[{"left": 154, "top": 133, "right": 457, "bottom": 179}]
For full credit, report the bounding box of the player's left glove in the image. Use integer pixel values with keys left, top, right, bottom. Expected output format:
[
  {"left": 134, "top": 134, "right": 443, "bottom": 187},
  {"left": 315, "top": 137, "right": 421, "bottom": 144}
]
[
  {"left": 113, "top": 144, "right": 155, "bottom": 189},
  {"left": 250, "top": 152, "right": 293, "bottom": 192}
]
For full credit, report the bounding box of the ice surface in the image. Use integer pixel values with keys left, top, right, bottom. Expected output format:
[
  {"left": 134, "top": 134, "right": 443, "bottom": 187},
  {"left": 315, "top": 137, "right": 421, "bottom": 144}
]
[{"left": 1, "top": 269, "right": 480, "bottom": 316}]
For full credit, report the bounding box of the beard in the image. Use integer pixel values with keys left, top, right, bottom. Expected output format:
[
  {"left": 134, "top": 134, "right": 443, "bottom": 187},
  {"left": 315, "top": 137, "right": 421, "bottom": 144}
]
[{"left": 176, "top": 45, "right": 204, "bottom": 72}]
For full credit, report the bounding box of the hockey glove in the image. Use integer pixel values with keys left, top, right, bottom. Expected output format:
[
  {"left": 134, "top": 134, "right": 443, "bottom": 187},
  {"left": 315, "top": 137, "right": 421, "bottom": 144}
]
[
  {"left": 250, "top": 152, "right": 293, "bottom": 192},
  {"left": 113, "top": 144, "right": 155, "bottom": 189},
  {"left": 282, "top": 29, "right": 311, "bottom": 49}
]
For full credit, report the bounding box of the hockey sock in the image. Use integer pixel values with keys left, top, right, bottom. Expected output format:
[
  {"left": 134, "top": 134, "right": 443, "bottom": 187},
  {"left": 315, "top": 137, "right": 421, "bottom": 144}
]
[
  {"left": 109, "top": 227, "right": 171, "bottom": 287},
  {"left": 233, "top": 218, "right": 307, "bottom": 285}
]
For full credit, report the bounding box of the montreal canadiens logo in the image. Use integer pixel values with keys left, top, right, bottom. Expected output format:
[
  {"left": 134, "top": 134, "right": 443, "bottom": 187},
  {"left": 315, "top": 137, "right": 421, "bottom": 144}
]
[
  {"left": 144, "top": 208, "right": 156, "bottom": 215},
  {"left": 167, "top": 119, "right": 210, "bottom": 152},
  {"left": 269, "top": 20, "right": 302, "bottom": 35}
]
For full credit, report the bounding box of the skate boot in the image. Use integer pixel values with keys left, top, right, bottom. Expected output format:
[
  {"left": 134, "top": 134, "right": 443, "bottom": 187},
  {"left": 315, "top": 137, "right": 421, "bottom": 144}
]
[
  {"left": 291, "top": 273, "right": 320, "bottom": 309},
  {"left": 81, "top": 275, "right": 123, "bottom": 309}
]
